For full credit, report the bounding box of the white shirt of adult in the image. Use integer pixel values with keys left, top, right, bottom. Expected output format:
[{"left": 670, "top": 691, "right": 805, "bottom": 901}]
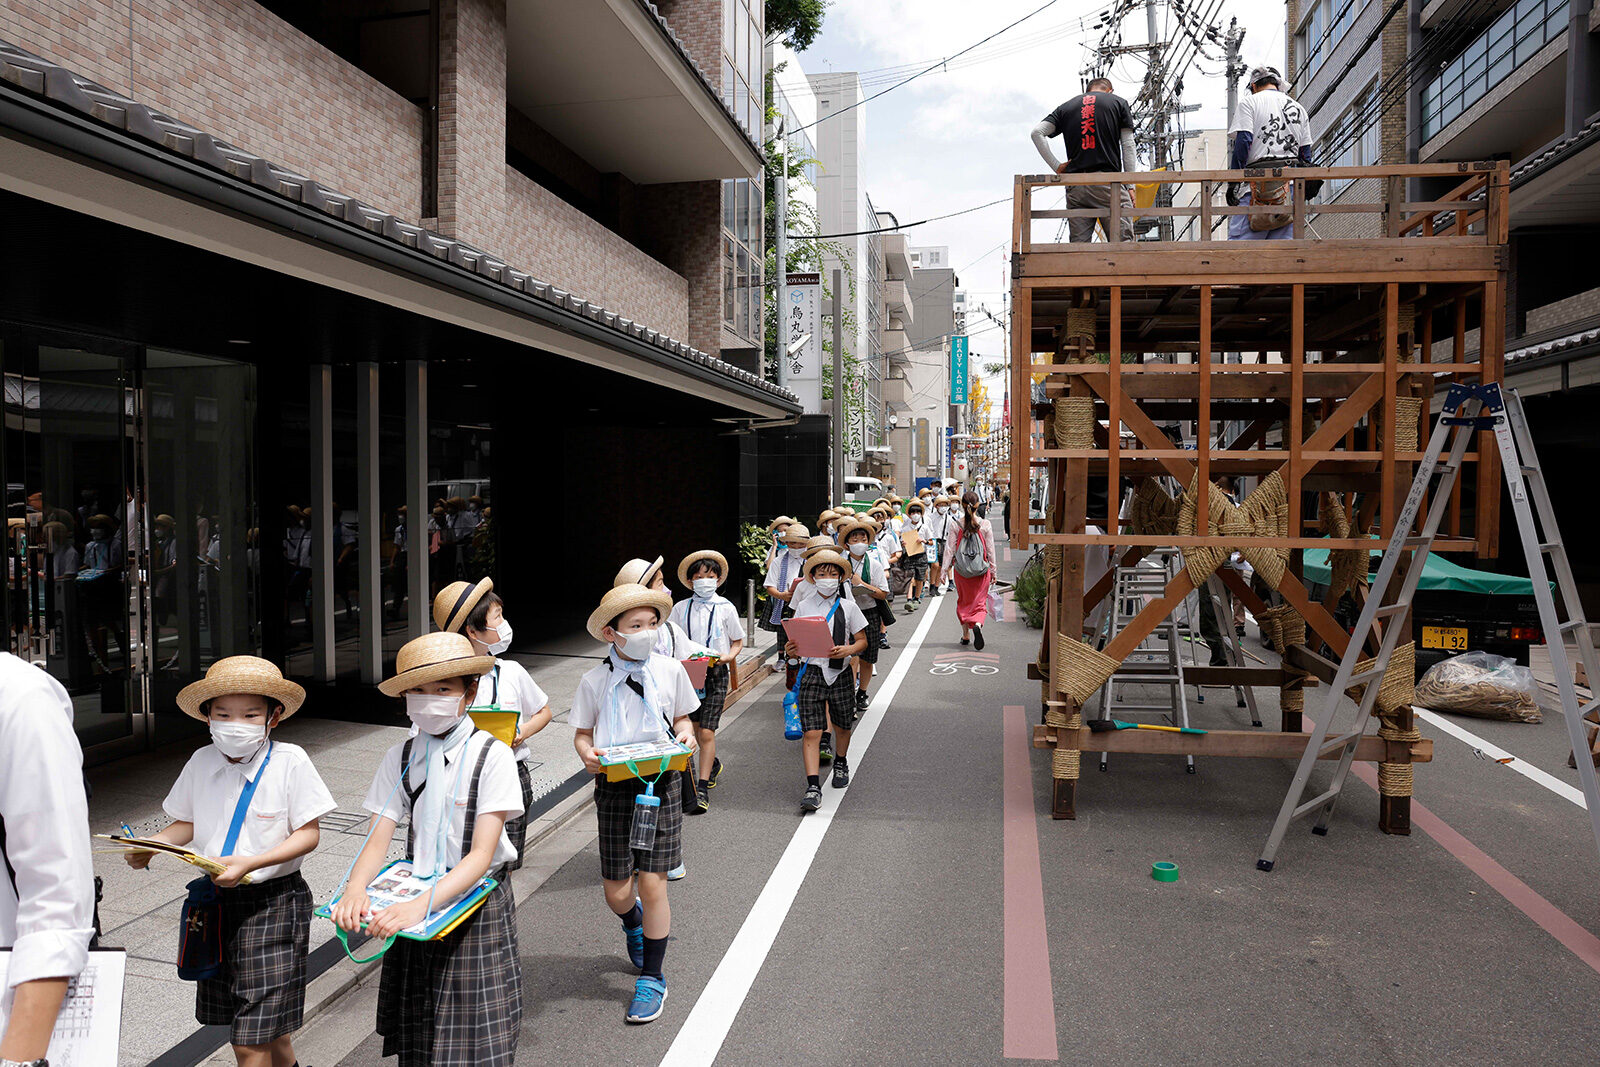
[
  {"left": 568, "top": 651, "right": 700, "bottom": 750},
  {"left": 363, "top": 730, "right": 524, "bottom": 872},
  {"left": 473, "top": 659, "right": 549, "bottom": 763},
  {"left": 788, "top": 585, "right": 869, "bottom": 685},
  {"left": 162, "top": 739, "right": 336, "bottom": 881},
  {"left": 669, "top": 597, "right": 746, "bottom": 660},
  {"left": 0, "top": 653, "right": 95, "bottom": 990},
  {"left": 1228, "top": 88, "right": 1311, "bottom": 163}
]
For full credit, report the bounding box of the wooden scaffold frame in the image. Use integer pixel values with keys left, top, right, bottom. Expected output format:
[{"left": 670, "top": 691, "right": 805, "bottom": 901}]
[{"left": 1008, "top": 161, "right": 1511, "bottom": 829}]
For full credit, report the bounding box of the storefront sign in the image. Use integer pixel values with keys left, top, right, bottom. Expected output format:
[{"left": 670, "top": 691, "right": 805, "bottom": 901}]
[
  {"left": 950, "top": 334, "right": 969, "bottom": 405},
  {"left": 786, "top": 273, "right": 822, "bottom": 412}
]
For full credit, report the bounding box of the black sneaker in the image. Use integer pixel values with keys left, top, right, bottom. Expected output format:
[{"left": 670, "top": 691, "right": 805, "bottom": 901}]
[
  {"left": 1209, "top": 649, "right": 1228, "bottom": 667},
  {"left": 708, "top": 757, "right": 723, "bottom": 788},
  {"left": 973, "top": 625, "right": 985, "bottom": 651},
  {"left": 801, "top": 784, "right": 823, "bottom": 812},
  {"left": 960, "top": 636, "right": 970, "bottom": 646},
  {"left": 879, "top": 636, "right": 891, "bottom": 649},
  {"left": 694, "top": 784, "right": 710, "bottom": 814},
  {"left": 856, "top": 688, "right": 870, "bottom": 711},
  {"left": 831, "top": 755, "right": 850, "bottom": 788},
  {"left": 818, "top": 731, "right": 835, "bottom": 764}
]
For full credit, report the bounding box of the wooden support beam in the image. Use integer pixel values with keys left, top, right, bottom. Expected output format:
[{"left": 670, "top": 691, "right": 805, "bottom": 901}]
[
  {"left": 1290, "top": 284, "right": 1305, "bottom": 539},
  {"left": 1033, "top": 724, "right": 1433, "bottom": 763},
  {"left": 1100, "top": 570, "right": 1198, "bottom": 664}
]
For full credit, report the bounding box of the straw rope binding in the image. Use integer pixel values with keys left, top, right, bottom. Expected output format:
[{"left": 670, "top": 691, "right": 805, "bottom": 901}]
[
  {"left": 1393, "top": 396, "right": 1424, "bottom": 451},
  {"left": 1054, "top": 396, "right": 1096, "bottom": 448},
  {"left": 1346, "top": 641, "right": 1416, "bottom": 716},
  {"left": 1054, "top": 635, "right": 1119, "bottom": 706}
]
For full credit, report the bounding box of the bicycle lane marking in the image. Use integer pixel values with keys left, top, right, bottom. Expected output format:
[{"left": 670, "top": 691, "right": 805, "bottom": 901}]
[{"left": 657, "top": 593, "right": 947, "bottom": 1067}]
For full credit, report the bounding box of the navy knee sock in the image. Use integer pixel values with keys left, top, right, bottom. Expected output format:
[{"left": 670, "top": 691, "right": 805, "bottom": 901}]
[
  {"left": 641, "top": 935, "right": 668, "bottom": 980},
  {"left": 618, "top": 901, "right": 643, "bottom": 930}
]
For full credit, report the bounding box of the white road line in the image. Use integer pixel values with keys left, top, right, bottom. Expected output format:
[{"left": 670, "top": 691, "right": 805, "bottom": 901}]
[
  {"left": 659, "top": 596, "right": 947, "bottom": 1067},
  {"left": 1414, "top": 706, "right": 1587, "bottom": 809}
]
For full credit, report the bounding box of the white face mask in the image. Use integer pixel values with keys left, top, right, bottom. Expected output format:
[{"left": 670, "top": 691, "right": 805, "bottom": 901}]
[
  {"left": 789, "top": 545, "right": 806, "bottom": 558},
  {"left": 209, "top": 721, "right": 268, "bottom": 760},
  {"left": 814, "top": 577, "right": 841, "bottom": 597},
  {"left": 405, "top": 692, "right": 465, "bottom": 736},
  {"left": 692, "top": 577, "right": 719, "bottom": 598},
  {"left": 614, "top": 627, "right": 657, "bottom": 661},
  {"left": 908, "top": 514, "right": 921, "bottom": 525},
  {"left": 486, "top": 621, "right": 513, "bottom": 656},
  {"left": 848, "top": 541, "right": 867, "bottom": 558},
  {"left": 937, "top": 506, "right": 949, "bottom": 514}
]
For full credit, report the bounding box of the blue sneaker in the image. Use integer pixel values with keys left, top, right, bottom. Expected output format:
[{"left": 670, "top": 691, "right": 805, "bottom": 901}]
[
  {"left": 623, "top": 899, "right": 644, "bottom": 968},
  {"left": 626, "top": 975, "right": 668, "bottom": 1023},
  {"left": 667, "top": 863, "right": 686, "bottom": 881}
]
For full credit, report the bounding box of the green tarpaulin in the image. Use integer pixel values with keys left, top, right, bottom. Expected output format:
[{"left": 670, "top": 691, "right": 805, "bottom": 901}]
[{"left": 1301, "top": 546, "right": 1539, "bottom": 596}]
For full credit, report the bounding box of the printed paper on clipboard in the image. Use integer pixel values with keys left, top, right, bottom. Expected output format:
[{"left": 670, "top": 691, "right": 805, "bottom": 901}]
[
  {"left": 0, "top": 948, "right": 125, "bottom": 1066},
  {"left": 782, "top": 615, "right": 838, "bottom": 658},
  {"left": 314, "top": 860, "right": 496, "bottom": 942}
]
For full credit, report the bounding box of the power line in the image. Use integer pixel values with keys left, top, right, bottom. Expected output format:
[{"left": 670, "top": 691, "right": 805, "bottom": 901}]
[
  {"left": 787, "top": 197, "right": 1011, "bottom": 240},
  {"left": 790, "top": 0, "right": 1065, "bottom": 135}
]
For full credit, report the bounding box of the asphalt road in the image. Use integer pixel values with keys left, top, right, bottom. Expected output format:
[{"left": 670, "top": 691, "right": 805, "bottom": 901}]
[{"left": 314, "top": 545, "right": 1600, "bottom": 1066}]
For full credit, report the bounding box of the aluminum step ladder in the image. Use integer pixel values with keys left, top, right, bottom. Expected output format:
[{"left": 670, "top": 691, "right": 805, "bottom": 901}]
[
  {"left": 1195, "top": 573, "right": 1263, "bottom": 726},
  {"left": 1258, "top": 382, "right": 1600, "bottom": 870},
  {"left": 1099, "top": 552, "right": 1196, "bottom": 772}
]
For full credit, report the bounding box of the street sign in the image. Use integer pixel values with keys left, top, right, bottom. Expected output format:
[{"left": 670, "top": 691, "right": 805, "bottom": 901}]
[
  {"left": 786, "top": 273, "right": 822, "bottom": 412},
  {"left": 950, "top": 334, "right": 969, "bottom": 405},
  {"left": 915, "top": 417, "right": 929, "bottom": 465}
]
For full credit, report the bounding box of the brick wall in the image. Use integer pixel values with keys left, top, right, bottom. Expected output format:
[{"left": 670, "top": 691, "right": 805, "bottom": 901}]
[
  {"left": 0, "top": 0, "right": 424, "bottom": 219},
  {"left": 1526, "top": 287, "right": 1600, "bottom": 333},
  {"left": 1380, "top": 4, "right": 1407, "bottom": 164},
  {"left": 639, "top": 180, "right": 724, "bottom": 357},
  {"left": 437, "top": 0, "right": 505, "bottom": 247},
  {"left": 653, "top": 0, "right": 724, "bottom": 88}
]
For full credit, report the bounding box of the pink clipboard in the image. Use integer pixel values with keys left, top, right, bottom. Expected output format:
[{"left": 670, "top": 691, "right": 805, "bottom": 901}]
[
  {"left": 782, "top": 615, "right": 837, "bottom": 658},
  {"left": 680, "top": 657, "right": 713, "bottom": 688}
]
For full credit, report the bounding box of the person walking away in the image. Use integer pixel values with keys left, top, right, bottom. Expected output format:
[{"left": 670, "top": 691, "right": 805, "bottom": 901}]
[
  {"left": 333, "top": 634, "right": 523, "bottom": 1064},
  {"left": 840, "top": 519, "right": 889, "bottom": 714},
  {"left": 0, "top": 654, "right": 96, "bottom": 1067},
  {"left": 1032, "top": 78, "right": 1138, "bottom": 242},
  {"left": 943, "top": 491, "right": 997, "bottom": 649},
  {"left": 1000, "top": 486, "right": 1012, "bottom": 540},
  {"left": 669, "top": 552, "right": 745, "bottom": 812},
  {"left": 900, "top": 499, "right": 932, "bottom": 611},
  {"left": 434, "top": 579, "right": 552, "bottom": 872},
  {"left": 1226, "top": 67, "right": 1319, "bottom": 241},
  {"left": 133, "top": 657, "right": 334, "bottom": 1067},
  {"left": 569, "top": 585, "right": 699, "bottom": 1024},
  {"left": 783, "top": 551, "right": 870, "bottom": 809}
]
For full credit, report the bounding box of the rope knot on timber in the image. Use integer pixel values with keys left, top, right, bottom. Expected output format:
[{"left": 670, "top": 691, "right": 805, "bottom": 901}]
[
  {"left": 1346, "top": 641, "right": 1416, "bottom": 717},
  {"left": 1054, "top": 396, "right": 1096, "bottom": 448},
  {"left": 1319, "top": 495, "right": 1369, "bottom": 602},
  {"left": 1393, "top": 396, "right": 1424, "bottom": 452},
  {"left": 1054, "top": 635, "right": 1120, "bottom": 706},
  {"left": 1257, "top": 604, "right": 1309, "bottom": 714},
  {"left": 1175, "top": 469, "right": 1290, "bottom": 588}
]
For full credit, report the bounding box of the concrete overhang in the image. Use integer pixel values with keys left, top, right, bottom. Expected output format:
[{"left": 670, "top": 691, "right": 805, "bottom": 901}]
[
  {"left": 506, "top": 0, "right": 765, "bottom": 184},
  {"left": 882, "top": 232, "right": 912, "bottom": 278}
]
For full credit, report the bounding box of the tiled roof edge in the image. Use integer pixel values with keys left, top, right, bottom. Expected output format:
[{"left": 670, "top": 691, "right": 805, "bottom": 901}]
[
  {"left": 0, "top": 38, "right": 795, "bottom": 407},
  {"left": 634, "top": 0, "right": 767, "bottom": 160}
]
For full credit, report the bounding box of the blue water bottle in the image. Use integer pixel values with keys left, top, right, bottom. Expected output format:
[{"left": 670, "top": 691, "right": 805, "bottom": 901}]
[{"left": 782, "top": 666, "right": 804, "bottom": 740}]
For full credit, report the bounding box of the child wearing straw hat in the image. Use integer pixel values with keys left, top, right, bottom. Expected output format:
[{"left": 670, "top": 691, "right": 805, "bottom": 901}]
[
  {"left": 570, "top": 584, "right": 699, "bottom": 1024},
  {"left": 900, "top": 498, "right": 933, "bottom": 612},
  {"left": 332, "top": 633, "right": 523, "bottom": 1066},
  {"left": 761, "top": 525, "right": 811, "bottom": 693},
  {"left": 669, "top": 551, "right": 745, "bottom": 813},
  {"left": 926, "top": 495, "right": 957, "bottom": 596},
  {"left": 614, "top": 557, "right": 716, "bottom": 662},
  {"left": 763, "top": 515, "right": 797, "bottom": 571},
  {"left": 839, "top": 518, "right": 889, "bottom": 714},
  {"left": 433, "top": 578, "right": 552, "bottom": 872},
  {"left": 783, "top": 549, "right": 870, "bottom": 809},
  {"left": 135, "top": 656, "right": 333, "bottom": 1067}
]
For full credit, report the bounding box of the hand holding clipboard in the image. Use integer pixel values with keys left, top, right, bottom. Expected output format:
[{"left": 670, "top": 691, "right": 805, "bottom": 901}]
[{"left": 782, "top": 616, "right": 839, "bottom": 658}]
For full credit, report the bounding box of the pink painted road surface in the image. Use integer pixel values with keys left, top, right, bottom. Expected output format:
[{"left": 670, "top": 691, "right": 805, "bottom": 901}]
[{"left": 1003, "top": 704, "right": 1059, "bottom": 1060}]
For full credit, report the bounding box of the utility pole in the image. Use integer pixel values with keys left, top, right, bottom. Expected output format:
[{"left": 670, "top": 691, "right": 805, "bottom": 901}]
[
  {"left": 1146, "top": 0, "right": 1171, "bottom": 240},
  {"left": 831, "top": 268, "right": 845, "bottom": 504},
  {"left": 775, "top": 119, "right": 788, "bottom": 388},
  {"left": 1224, "top": 18, "right": 1246, "bottom": 129}
]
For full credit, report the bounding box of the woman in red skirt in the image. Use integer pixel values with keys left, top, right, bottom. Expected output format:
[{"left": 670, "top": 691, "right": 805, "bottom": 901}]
[{"left": 941, "top": 490, "right": 996, "bottom": 649}]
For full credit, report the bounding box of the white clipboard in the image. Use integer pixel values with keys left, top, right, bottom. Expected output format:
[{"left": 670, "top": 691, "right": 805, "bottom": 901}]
[{"left": 0, "top": 947, "right": 125, "bottom": 1066}]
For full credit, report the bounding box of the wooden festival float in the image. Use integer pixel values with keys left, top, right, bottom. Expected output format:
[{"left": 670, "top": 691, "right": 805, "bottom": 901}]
[{"left": 1008, "top": 161, "right": 1510, "bottom": 831}]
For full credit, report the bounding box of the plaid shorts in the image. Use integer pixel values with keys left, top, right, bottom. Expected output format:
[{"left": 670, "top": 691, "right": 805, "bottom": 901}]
[
  {"left": 857, "top": 617, "right": 881, "bottom": 665},
  {"left": 502, "top": 759, "right": 534, "bottom": 871},
  {"left": 907, "top": 558, "right": 930, "bottom": 581},
  {"left": 594, "top": 774, "right": 684, "bottom": 881},
  {"left": 797, "top": 663, "right": 859, "bottom": 733},
  {"left": 196, "top": 872, "right": 312, "bottom": 1046},
  {"left": 690, "top": 662, "right": 731, "bottom": 731}
]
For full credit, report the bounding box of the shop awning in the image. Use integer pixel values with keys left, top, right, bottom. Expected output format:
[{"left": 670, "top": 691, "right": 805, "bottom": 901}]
[{"left": 1301, "top": 546, "right": 1539, "bottom": 596}]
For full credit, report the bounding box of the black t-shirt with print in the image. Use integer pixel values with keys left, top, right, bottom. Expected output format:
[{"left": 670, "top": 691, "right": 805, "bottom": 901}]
[{"left": 1045, "top": 92, "right": 1133, "bottom": 173}]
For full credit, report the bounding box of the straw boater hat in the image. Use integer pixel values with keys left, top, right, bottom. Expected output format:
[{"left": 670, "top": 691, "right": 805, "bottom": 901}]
[
  {"left": 433, "top": 577, "right": 494, "bottom": 633},
  {"left": 934, "top": 495, "right": 951, "bottom": 507},
  {"left": 379, "top": 632, "right": 496, "bottom": 697},
  {"left": 781, "top": 523, "right": 811, "bottom": 545},
  {"left": 803, "top": 535, "right": 836, "bottom": 560},
  {"left": 177, "top": 656, "right": 306, "bottom": 721},
  {"left": 837, "top": 517, "right": 875, "bottom": 543},
  {"left": 586, "top": 583, "right": 673, "bottom": 643},
  {"left": 613, "top": 556, "right": 665, "bottom": 589},
  {"left": 906, "top": 499, "right": 926, "bottom": 515},
  {"left": 767, "top": 515, "right": 797, "bottom": 532},
  {"left": 889, "top": 495, "right": 904, "bottom": 507},
  {"left": 677, "top": 549, "right": 729, "bottom": 588},
  {"left": 803, "top": 549, "right": 850, "bottom": 582},
  {"left": 818, "top": 509, "right": 839, "bottom": 528}
]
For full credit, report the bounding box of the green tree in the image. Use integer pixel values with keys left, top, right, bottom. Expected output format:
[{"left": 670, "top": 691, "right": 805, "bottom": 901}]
[{"left": 767, "top": 0, "right": 825, "bottom": 51}]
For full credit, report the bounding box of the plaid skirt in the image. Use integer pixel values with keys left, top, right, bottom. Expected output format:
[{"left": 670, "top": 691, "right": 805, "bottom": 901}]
[
  {"left": 798, "top": 663, "right": 859, "bottom": 733},
  {"left": 595, "top": 774, "right": 683, "bottom": 881},
  {"left": 376, "top": 878, "right": 521, "bottom": 1067},
  {"left": 502, "top": 759, "right": 534, "bottom": 872},
  {"left": 690, "top": 663, "right": 732, "bottom": 731},
  {"left": 196, "top": 872, "right": 312, "bottom": 1046},
  {"left": 857, "top": 618, "right": 881, "bottom": 665}
]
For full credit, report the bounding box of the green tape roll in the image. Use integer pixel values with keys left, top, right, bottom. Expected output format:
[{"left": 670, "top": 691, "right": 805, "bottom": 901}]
[{"left": 1151, "top": 861, "right": 1179, "bottom": 883}]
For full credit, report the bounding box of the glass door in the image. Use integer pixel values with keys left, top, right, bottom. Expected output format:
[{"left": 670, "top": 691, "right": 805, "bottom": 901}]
[{"left": 3, "top": 328, "right": 146, "bottom": 759}]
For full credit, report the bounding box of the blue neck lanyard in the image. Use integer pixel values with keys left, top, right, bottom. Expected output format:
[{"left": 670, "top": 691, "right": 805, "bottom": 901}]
[{"left": 221, "top": 742, "right": 274, "bottom": 857}]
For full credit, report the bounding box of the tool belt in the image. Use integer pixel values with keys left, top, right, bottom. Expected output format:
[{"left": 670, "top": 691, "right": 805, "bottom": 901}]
[{"left": 1249, "top": 156, "right": 1298, "bottom": 231}]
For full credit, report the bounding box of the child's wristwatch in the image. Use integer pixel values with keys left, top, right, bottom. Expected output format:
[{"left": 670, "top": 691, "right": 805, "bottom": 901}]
[{"left": 1, "top": 1058, "right": 50, "bottom": 1067}]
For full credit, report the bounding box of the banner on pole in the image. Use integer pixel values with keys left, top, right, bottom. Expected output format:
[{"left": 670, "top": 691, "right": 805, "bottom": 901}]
[
  {"left": 786, "top": 273, "right": 822, "bottom": 412},
  {"left": 950, "top": 334, "right": 970, "bottom": 405}
]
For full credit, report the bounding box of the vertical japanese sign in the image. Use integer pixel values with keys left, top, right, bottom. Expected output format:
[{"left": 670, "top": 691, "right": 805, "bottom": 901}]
[
  {"left": 786, "top": 273, "right": 822, "bottom": 413},
  {"left": 950, "top": 334, "right": 970, "bottom": 405}
]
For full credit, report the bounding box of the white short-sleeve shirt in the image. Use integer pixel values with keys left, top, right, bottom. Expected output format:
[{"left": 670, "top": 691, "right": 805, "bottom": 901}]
[
  {"left": 847, "top": 546, "right": 890, "bottom": 611},
  {"left": 362, "top": 731, "right": 523, "bottom": 872},
  {"left": 569, "top": 652, "right": 699, "bottom": 750},
  {"left": 475, "top": 659, "right": 549, "bottom": 763},
  {"left": 162, "top": 739, "right": 336, "bottom": 882},
  {"left": 788, "top": 586, "right": 869, "bottom": 684},
  {"left": 1228, "top": 89, "right": 1311, "bottom": 163},
  {"left": 669, "top": 598, "right": 746, "bottom": 659}
]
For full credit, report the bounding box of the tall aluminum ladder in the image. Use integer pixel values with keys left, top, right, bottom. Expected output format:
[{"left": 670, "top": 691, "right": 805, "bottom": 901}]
[
  {"left": 1196, "top": 573, "right": 1263, "bottom": 726},
  {"left": 1258, "top": 382, "right": 1600, "bottom": 870},
  {"left": 1100, "top": 552, "right": 1196, "bottom": 773}
]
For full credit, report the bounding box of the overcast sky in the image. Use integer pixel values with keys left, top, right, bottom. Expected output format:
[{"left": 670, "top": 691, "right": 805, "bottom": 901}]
[{"left": 791, "top": 0, "right": 1288, "bottom": 390}]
